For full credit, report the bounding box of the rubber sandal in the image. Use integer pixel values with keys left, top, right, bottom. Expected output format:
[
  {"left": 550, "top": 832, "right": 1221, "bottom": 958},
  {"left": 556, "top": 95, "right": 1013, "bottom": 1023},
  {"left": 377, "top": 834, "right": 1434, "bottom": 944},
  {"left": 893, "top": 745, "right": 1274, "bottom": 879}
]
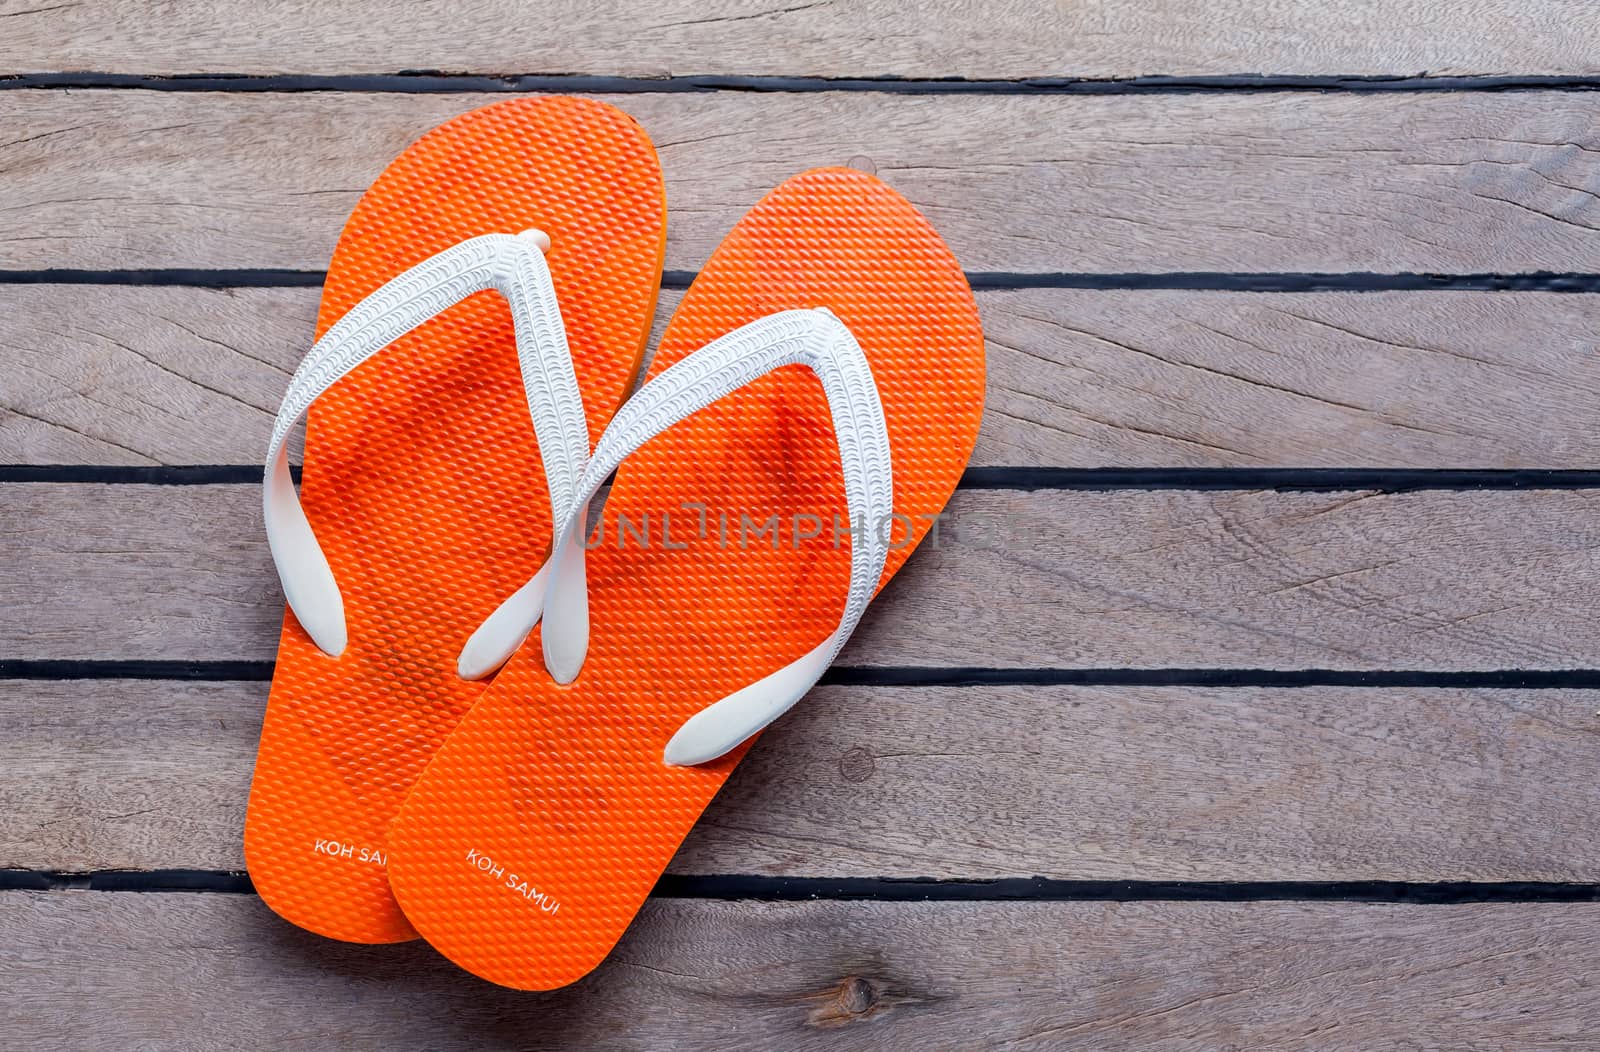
[
  {"left": 385, "top": 168, "right": 985, "bottom": 987},
  {"left": 244, "top": 97, "right": 666, "bottom": 944}
]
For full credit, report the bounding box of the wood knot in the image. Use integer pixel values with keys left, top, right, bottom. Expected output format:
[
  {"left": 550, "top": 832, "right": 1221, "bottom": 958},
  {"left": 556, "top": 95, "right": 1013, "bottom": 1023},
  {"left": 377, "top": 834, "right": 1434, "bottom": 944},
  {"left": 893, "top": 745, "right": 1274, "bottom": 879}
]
[
  {"left": 838, "top": 975, "right": 878, "bottom": 1014},
  {"left": 807, "top": 975, "right": 887, "bottom": 1028},
  {"left": 839, "top": 747, "right": 875, "bottom": 783}
]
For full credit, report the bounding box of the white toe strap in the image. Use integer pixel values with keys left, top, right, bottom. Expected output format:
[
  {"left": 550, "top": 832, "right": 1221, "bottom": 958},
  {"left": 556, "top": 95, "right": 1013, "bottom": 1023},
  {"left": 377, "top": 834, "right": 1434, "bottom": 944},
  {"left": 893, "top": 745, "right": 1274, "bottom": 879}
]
[
  {"left": 265, "top": 231, "right": 589, "bottom": 661},
  {"left": 463, "top": 308, "right": 894, "bottom": 765}
]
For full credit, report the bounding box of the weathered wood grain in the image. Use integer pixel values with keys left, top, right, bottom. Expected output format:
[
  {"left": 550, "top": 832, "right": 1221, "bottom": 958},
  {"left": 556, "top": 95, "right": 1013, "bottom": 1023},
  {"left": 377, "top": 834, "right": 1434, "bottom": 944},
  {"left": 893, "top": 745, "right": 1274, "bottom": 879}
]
[
  {"left": 4, "top": 484, "right": 1599, "bottom": 669},
  {"left": 5, "top": 91, "right": 1600, "bottom": 273},
  {"left": 4, "top": 0, "right": 1599, "bottom": 79},
  {"left": 7, "top": 285, "right": 1600, "bottom": 469},
  {"left": 0, "top": 285, "right": 314, "bottom": 466},
  {"left": 4, "top": 892, "right": 1596, "bottom": 1050},
  {"left": 4, "top": 678, "right": 1596, "bottom": 881}
]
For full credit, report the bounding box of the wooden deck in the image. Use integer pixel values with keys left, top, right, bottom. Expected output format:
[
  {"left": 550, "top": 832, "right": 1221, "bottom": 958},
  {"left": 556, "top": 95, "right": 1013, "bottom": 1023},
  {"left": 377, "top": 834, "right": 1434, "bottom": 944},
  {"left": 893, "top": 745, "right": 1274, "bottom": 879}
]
[{"left": 4, "top": 3, "right": 1600, "bottom": 1047}]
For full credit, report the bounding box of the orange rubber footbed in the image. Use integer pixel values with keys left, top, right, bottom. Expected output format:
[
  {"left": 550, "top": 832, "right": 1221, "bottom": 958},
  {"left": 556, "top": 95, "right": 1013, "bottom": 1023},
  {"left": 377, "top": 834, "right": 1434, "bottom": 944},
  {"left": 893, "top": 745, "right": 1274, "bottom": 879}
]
[
  {"left": 386, "top": 168, "right": 986, "bottom": 988},
  {"left": 243, "top": 97, "right": 666, "bottom": 944}
]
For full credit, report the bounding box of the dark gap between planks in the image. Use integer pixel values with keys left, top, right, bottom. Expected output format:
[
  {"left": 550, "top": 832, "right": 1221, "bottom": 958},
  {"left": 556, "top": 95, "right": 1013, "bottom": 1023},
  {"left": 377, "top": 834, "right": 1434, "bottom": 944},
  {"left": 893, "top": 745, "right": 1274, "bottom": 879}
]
[
  {"left": 8, "top": 270, "right": 1600, "bottom": 292},
  {"left": 7, "top": 465, "right": 1600, "bottom": 490},
  {"left": 7, "top": 72, "right": 1600, "bottom": 95},
  {"left": 0, "top": 869, "right": 1596, "bottom": 903},
  {"left": 6, "top": 661, "right": 1600, "bottom": 689}
]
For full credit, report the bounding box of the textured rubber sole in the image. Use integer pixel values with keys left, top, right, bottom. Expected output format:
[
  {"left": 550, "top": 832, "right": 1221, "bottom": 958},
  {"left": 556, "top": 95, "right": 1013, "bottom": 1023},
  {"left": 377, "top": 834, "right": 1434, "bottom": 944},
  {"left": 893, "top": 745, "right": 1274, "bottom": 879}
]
[
  {"left": 386, "top": 168, "right": 985, "bottom": 986},
  {"left": 244, "top": 97, "right": 666, "bottom": 944}
]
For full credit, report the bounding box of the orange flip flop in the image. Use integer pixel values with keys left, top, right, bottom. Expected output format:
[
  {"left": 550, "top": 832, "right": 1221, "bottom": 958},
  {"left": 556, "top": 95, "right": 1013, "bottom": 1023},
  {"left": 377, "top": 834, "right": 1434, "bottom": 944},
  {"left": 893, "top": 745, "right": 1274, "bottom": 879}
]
[
  {"left": 245, "top": 97, "right": 666, "bottom": 944},
  {"left": 385, "top": 168, "right": 985, "bottom": 987}
]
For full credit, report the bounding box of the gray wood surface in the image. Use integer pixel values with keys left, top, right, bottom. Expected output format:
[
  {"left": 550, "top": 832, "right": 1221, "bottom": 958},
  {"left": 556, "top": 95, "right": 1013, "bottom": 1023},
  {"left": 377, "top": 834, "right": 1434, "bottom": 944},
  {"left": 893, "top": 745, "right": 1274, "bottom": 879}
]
[
  {"left": 5, "top": 892, "right": 1596, "bottom": 1050},
  {"left": 6, "top": 483, "right": 1598, "bottom": 669},
  {"left": 4, "top": 679, "right": 1597, "bottom": 881},
  {"left": 7, "top": 91, "right": 1600, "bottom": 273},
  {"left": 5, "top": 0, "right": 1599, "bottom": 79},
  {"left": 7, "top": 285, "right": 1600, "bottom": 469},
  {"left": 6, "top": 1, "right": 1600, "bottom": 1046}
]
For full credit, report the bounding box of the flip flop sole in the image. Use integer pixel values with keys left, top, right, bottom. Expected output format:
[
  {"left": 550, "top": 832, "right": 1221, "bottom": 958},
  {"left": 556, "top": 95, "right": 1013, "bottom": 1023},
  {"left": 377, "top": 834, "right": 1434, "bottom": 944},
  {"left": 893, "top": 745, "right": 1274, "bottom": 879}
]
[
  {"left": 245, "top": 97, "right": 666, "bottom": 944},
  {"left": 387, "top": 168, "right": 984, "bottom": 986}
]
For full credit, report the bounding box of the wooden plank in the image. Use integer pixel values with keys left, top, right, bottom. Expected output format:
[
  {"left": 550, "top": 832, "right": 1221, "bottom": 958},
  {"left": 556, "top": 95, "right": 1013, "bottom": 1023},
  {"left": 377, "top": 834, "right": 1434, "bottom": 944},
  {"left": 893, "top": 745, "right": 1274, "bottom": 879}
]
[
  {"left": 4, "top": 484, "right": 1599, "bottom": 669},
  {"left": 6, "top": 91, "right": 1600, "bottom": 273},
  {"left": 5, "top": 0, "right": 1600, "bottom": 79},
  {"left": 7, "top": 285, "right": 1600, "bottom": 469},
  {"left": 4, "top": 892, "right": 1595, "bottom": 1049},
  {"left": 4, "top": 679, "right": 1597, "bottom": 880},
  {"left": 0, "top": 285, "right": 313, "bottom": 466}
]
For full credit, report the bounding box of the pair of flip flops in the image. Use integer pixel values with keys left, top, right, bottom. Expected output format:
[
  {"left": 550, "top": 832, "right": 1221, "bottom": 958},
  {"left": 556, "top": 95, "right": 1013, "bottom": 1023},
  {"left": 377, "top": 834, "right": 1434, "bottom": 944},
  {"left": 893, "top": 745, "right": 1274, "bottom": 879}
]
[{"left": 246, "top": 96, "right": 985, "bottom": 990}]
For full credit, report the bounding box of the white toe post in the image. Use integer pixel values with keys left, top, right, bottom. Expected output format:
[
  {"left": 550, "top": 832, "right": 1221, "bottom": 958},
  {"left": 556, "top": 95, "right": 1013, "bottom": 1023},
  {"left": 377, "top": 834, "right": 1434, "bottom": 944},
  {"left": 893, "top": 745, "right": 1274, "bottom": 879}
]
[
  {"left": 474, "top": 309, "right": 892, "bottom": 763},
  {"left": 264, "top": 232, "right": 590, "bottom": 662}
]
